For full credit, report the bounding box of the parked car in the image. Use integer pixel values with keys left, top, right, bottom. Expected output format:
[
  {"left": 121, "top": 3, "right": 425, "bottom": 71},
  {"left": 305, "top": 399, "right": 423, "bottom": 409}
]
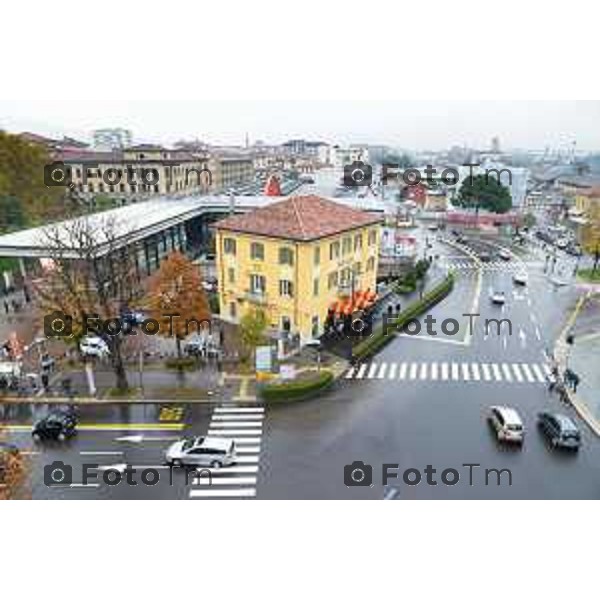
[
  {"left": 488, "top": 406, "right": 525, "bottom": 444},
  {"left": 490, "top": 291, "right": 506, "bottom": 305},
  {"left": 165, "top": 436, "right": 236, "bottom": 469},
  {"left": 498, "top": 249, "right": 512, "bottom": 261},
  {"left": 80, "top": 336, "right": 110, "bottom": 358},
  {"left": 513, "top": 272, "right": 528, "bottom": 286},
  {"left": 478, "top": 252, "right": 492, "bottom": 263},
  {"left": 32, "top": 409, "right": 78, "bottom": 442},
  {"left": 537, "top": 412, "right": 581, "bottom": 450}
]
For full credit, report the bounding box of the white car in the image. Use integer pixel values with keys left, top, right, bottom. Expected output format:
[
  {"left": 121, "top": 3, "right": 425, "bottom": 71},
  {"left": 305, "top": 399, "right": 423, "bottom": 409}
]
[
  {"left": 165, "top": 436, "right": 236, "bottom": 469},
  {"left": 79, "top": 336, "right": 110, "bottom": 358},
  {"left": 513, "top": 272, "right": 528, "bottom": 286},
  {"left": 498, "top": 249, "right": 512, "bottom": 261},
  {"left": 490, "top": 291, "right": 506, "bottom": 305},
  {"left": 488, "top": 406, "right": 525, "bottom": 444}
]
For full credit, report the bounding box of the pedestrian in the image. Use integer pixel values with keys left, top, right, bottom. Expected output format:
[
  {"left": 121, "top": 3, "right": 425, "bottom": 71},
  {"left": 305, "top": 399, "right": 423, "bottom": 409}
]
[
  {"left": 395, "top": 303, "right": 401, "bottom": 314},
  {"left": 3, "top": 300, "right": 9, "bottom": 314},
  {"left": 572, "top": 373, "right": 580, "bottom": 393},
  {"left": 41, "top": 372, "right": 49, "bottom": 392},
  {"left": 11, "top": 300, "right": 19, "bottom": 313}
]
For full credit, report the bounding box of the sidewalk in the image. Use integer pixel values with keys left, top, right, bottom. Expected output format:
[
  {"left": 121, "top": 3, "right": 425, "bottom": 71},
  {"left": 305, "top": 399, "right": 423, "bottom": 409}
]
[{"left": 554, "top": 291, "right": 600, "bottom": 436}]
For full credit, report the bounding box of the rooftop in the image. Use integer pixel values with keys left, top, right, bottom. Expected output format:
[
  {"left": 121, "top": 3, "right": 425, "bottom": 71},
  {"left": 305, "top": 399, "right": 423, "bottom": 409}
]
[{"left": 214, "top": 195, "right": 383, "bottom": 241}]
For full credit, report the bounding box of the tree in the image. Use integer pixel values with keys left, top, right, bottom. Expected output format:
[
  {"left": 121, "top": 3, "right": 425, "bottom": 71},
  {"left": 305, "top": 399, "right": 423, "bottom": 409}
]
[
  {"left": 35, "top": 215, "right": 141, "bottom": 391},
  {"left": 0, "top": 195, "right": 26, "bottom": 233},
  {"left": 0, "top": 426, "right": 29, "bottom": 500},
  {"left": 0, "top": 131, "right": 65, "bottom": 224},
  {"left": 239, "top": 307, "right": 268, "bottom": 363},
  {"left": 581, "top": 200, "right": 600, "bottom": 273},
  {"left": 146, "top": 252, "right": 211, "bottom": 360},
  {"left": 455, "top": 174, "right": 512, "bottom": 214}
]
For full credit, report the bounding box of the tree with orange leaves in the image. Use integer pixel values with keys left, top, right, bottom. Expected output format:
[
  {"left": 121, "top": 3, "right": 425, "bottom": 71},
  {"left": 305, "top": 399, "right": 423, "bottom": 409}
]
[{"left": 146, "top": 251, "right": 212, "bottom": 360}]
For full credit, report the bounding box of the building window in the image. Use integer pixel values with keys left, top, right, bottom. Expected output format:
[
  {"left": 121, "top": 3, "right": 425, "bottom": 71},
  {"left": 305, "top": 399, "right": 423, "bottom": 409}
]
[
  {"left": 328, "top": 271, "right": 338, "bottom": 290},
  {"left": 367, "top": 257, "right": 375, "bottom": 271},
  {"left": 311, "top": 315, "right": 319, "bottom": 338},
  {"left": 314, "top": 246, "right": 320, "bottom": 265},
  {"left": 119, "top": 184, "right": 125, "bottom": 192},
  {"left": 279, "top": 280, "right": 294, "bottom": 297},
  {"left": 224, "top": 238, "right": 237, "bottom": 255},
  {"left": 342, "top": 236, "right": 352, "bottom": 254},
  {"left": 228, "top": 267, "right": 235, "bottom": 284},
  {"left": 354, "top": 234, "right": 363, "bottom": 251},
  {"left": 230, "top": 302, "right": 237, "bottom": 318},
  {"left": 354, "top": 262, "right": 362, "bottom": 276},
  {"left": 279, "top": 247, "right": 294, "bottom": 266},
  {"left": 281, "top": 316, "right": 291, "bottom": 333},
  {"left": 250, "top": 242, "right": 264, "bottom": 260},
  {"left": 313, "top": 278, "right": 319, "bottom": 296},
  {"left": 329, "top": 240, "right": 340, "bottom": 261},
  {"left": 250, "top": 274, "right": 266, "bottom": 295},
  {"left": 368, "top": 229, "right": 377, "bottom": 246}
]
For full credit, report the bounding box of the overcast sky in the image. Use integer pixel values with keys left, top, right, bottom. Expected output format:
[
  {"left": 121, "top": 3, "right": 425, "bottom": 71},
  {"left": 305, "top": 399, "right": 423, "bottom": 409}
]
[{"left": 1, "top": 100, "right": 599, "bottom": 151}]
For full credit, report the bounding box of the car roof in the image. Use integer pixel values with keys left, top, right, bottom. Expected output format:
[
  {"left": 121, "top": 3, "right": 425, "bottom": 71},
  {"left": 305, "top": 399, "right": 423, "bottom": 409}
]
[
  {"left": 201, "top": 436, "right": 234, "bottom": 450},
  {"left": 491, "top": 406, "right": 523, "bottom": 425},
  {"left": 550, "top": 413, "right": 579, "bottom": 431}
]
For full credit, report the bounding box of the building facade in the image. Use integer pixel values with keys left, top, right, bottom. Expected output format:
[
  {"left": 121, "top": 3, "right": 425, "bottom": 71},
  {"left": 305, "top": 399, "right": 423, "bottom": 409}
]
[
  {"left": 209, "top": 154, "right": 255, "bottom": 191},
  {"left": 93, "top": 128, "right": 133, "bottom": 150},
  {"left": 58, "top": 145, "right": 211, "bottom": 202},
  {"left": 214, "top": 195, "right": 382, "bottom": 342}
]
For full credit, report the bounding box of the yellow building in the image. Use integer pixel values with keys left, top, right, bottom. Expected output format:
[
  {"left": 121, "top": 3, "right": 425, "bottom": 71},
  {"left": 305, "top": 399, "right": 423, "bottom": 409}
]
[{"left": 214, "top": 195, "right": 383, "bottom": 342}]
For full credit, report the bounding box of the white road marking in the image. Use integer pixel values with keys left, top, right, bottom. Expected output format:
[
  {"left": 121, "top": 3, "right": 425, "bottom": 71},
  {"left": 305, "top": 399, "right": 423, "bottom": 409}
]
[
  {"left": 367, "top": 363, "right": 378, "bottom": 379},
  {"left": 189, "top": 489, "right": 256, "bottom": 498},
  {"left": 236, "top": 446, "right": 261, "bottom": 454},
  {"left": 193, "top": 465, "right": 259, "bottom": 475},
  {"left": 388, "top": 363, "right": 397, "bottom": 379},
  {"left": 355, "top": 363, "right": 367, "bottom": 379},
  {"left": 462, "top": 363, "right": 470, "bottom": 381},
  {"left": 211, "top": 414, "right": 263, "bottom": 421},
  {"left": 441, "top": 363, "right": 449, "bottom": 381},
  {"left": 535, "top": 326, "right": 542, "bottom": 341},
  {"left": 431, "top": 362, "right": 438, "bottom": 380},
  {"left": 344, "top": 366, "right": 357, "bottom": 379},
  {"left": 209, "top": 421, "right": 262, "bottom": 428},
  {"left": 491, "top": 364, "right": 502, "bottom": 381},
  {"left": 409, "top": 363, "right": 418, "bottom": 380},
  {"left": 512, "top": 364, "right": 524, "bottom": 382},
  {"left": 451, "top": 363, "right": 460, "bottom": 381},
  {"left": 193, "top": 477, "right": 258, "bottom": 486},
  {"left": 207, "top": 429, "right": 263, "bottom": 436},
  {"left": 80, "top": 451, "right": 124, "bottom": 456},
  {"left": 222, "top": 437, "right": 262, "bottom": 444},
  {"left": 471, "top": 363, "right": 481, "bottom": 381},
  {"left": 214, "top": 407, "right": 264, "bottom": 413},
  {"left": 532, "top": 364, "right": 546, "bottom": 383},
  {"left": 521, "top": 363, "right": 535, "bottom": 383},
  {"left": 420, "top": 363, "right": 428, "bottom": 380},
  {"left": 377, "top": 363, "right": 388, "bottom": 379},
  {"left": 398, "top": 363, "right": 408, "bottom": 379},
  {"left": 235, "top": 456, "right": 260, "bottom": 464}
]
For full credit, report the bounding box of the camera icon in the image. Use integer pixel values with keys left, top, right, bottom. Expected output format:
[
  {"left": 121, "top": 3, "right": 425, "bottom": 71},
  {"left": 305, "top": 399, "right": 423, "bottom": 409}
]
[
  {"left": 44, "top": 461, "right": 73, "bottom": 487},
  {"left": 344, "top": 461, "right": 373, "bottom": 487},
  {"left": 343, "top": 161, "right": 373, "bottom": 187},
  {"left": 44, "top": 161, "right": 73, "bottom": 188},
  {"left": 44, "top": 310, "right": 73, "bottom": 338},
  {"left": 345, "top": 309, "right": 373, "bottom": 339}
]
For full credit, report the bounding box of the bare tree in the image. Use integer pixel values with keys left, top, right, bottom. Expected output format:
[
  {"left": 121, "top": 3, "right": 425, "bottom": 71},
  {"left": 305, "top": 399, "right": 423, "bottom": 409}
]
[{"left": 34, "top": 214, "right": 142, "bottom": 391}]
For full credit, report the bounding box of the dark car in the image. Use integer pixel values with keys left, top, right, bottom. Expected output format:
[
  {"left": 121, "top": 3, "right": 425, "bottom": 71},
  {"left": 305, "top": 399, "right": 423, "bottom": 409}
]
[
  {"left": 32, "top": 409, "right": 78, "bottom": 442},
  {"left": 0, "top": 442, "right": 20, "bottom": 484},
  {"left": 478, "top": 252, "right": 492, "bottom": 263},
  {"left": 537, "top": 412, "right": 581, "bottom": 450}
]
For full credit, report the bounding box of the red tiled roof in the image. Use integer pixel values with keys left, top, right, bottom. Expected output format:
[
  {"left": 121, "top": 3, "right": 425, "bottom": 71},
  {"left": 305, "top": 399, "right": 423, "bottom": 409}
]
[{"left": 214, "top": 195, "right": 383, "bottom": 241}]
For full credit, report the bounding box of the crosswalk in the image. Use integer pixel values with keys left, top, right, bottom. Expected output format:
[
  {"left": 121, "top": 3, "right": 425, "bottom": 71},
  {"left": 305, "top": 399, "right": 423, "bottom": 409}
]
[
  {"left": 188, "top": 405, "right": 264, "bottom": 499},
  {"left": 345, "top": 361, "right": 551, "bottom": 384},
  {"left": 444, "top": 259, "right": 541, "bottom": 273}
]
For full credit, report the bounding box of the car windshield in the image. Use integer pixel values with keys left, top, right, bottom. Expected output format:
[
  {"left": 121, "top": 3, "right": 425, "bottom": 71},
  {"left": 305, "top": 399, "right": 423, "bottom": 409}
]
[
  {"left": 182, "top": 437, "right": 201, "bottom": 451},
  {"left": 507, "top": 423, "right": 522, "bottom": 431}
]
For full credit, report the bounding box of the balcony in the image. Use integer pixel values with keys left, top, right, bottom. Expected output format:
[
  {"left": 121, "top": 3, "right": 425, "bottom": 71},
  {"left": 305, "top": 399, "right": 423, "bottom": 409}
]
[{"left": 242, "top": 290, "right": 268, "bottom": 304}]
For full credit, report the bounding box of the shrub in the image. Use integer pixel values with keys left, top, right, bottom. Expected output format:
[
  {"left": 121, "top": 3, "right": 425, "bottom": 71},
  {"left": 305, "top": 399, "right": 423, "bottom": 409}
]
[
  {"left": 353, "top": 273, "right": 455, "bottom": 361},
  {"left": 260, "top": 370, "right": 334, "bottom": 402},
  {"left": 165, "top": 357, "right": 198, "bottom": 371}
]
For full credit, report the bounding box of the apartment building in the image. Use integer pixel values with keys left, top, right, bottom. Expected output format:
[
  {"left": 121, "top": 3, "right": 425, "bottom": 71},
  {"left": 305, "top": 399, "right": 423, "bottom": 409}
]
[
  {"left": 209, "top": 154, "right": 255, "bottom": 191},
  {"left": 214, "top": 195, "right": 382, "bottom": 342}
]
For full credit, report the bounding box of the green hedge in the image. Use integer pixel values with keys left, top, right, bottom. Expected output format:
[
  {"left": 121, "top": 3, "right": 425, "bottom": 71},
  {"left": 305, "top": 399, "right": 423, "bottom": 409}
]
[
  {"left": 353, "top": 272, "right": 455, "bottom": 361},
  {"left": 260, "top": 370, "right": 334, "bottom": 402}
]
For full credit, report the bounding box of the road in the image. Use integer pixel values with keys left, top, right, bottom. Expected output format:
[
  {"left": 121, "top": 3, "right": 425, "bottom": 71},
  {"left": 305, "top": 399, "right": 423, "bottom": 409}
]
[{"left": 2, "top": 226, "right": 598, "bottom": 499}]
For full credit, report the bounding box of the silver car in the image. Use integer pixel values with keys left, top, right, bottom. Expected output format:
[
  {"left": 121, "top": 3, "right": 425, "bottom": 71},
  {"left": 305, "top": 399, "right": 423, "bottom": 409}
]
[{"left": 165, "top": 436, "right": 236, "bottom": 469}]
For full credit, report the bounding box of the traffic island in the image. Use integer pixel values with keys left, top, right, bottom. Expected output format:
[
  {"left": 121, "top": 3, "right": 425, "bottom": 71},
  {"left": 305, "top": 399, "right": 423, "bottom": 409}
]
[{"left": 259, "top": 369, "right": 334, "bottom": 403}]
